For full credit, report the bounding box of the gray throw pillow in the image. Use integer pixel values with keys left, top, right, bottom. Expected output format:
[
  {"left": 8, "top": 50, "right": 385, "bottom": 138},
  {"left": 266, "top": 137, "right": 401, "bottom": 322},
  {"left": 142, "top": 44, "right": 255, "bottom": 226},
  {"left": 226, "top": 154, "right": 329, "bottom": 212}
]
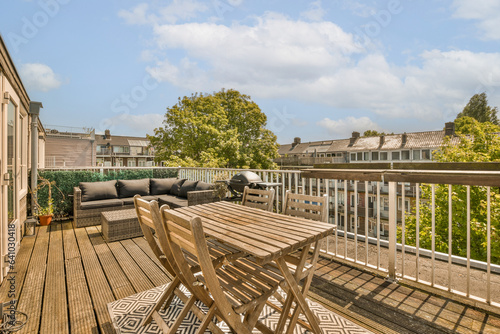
[
  {"left": 169, "top": 179, "right": 187, "bottom": 196},
  {"left": 118, "top": 178, "right": 150, "bottom": 198},
  {"left": 150, "top": 178, "right": 178, "bottom": 195},
  {"left": 178, "top": 180, "right": 199, "bottom": 198},
  {"left": 195, "top": 181, "right": 213, "bottom": 191},
  {"left": 79, "top": 180, "right": 118, "bottom": 202}
]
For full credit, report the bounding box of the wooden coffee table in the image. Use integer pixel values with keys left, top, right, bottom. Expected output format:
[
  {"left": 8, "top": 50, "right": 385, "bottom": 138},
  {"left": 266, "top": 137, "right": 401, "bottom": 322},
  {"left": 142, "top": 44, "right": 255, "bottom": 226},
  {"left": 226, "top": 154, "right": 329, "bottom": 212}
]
[{"left": 101, "top": 209, "right": 143, "bottom": 242}]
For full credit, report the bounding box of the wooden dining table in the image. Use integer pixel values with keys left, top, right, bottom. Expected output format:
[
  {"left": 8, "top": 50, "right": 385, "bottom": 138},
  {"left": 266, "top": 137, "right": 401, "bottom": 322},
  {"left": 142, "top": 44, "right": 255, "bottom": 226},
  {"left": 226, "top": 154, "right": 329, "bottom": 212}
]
[{"left": 174, "top": 201, "right": 335, "bottom": 334}]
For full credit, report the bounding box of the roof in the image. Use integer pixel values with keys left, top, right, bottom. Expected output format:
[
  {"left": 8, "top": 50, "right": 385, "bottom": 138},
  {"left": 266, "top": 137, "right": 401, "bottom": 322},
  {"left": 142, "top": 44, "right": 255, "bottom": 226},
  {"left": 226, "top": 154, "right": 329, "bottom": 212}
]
[
  {"left": 96, "top": 135, "right": 150, "bottom": 147},
  {"left": 278, "top": 129, "right": 463, "bottom": 156}
]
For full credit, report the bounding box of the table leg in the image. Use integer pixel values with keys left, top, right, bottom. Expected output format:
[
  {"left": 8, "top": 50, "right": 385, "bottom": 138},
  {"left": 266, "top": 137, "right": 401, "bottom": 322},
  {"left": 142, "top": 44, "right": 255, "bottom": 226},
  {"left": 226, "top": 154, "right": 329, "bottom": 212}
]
[{"left": 275, "top": 257, "right": 322, "bottom": 334}]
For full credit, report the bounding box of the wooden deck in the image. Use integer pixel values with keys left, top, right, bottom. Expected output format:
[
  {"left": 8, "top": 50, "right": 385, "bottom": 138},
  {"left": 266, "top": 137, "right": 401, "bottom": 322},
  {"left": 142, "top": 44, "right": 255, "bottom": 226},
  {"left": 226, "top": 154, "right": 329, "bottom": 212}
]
[{"left": 0, "top": 221, "right": 499, "bottom": 333}]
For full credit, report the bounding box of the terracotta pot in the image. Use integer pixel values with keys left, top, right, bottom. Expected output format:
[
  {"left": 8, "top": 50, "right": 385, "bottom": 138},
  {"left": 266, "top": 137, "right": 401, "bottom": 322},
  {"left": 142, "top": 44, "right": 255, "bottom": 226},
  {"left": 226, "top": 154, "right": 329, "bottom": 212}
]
[{"left": 39, "top": 215, "right": 53, "bottom": 226}]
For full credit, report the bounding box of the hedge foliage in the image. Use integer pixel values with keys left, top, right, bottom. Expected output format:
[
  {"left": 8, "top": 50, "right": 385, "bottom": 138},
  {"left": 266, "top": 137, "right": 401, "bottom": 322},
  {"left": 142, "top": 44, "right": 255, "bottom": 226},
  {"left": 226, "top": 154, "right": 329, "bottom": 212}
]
[{"left": 33, "top": 168, "right": 178, "bottom": 217}]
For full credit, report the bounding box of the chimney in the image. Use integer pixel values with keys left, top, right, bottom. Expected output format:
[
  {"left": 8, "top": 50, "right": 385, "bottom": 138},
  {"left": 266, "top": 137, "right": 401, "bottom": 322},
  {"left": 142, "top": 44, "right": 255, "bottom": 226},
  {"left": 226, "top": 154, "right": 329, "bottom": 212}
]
[
  {"left": 379, "top": 135, "right": 385, "bottom": 147},
  {"left": 349, "top": 131, "right": 360, "bottom": 146},
  {"left": 401, "top": 132, "right": 407, "bottom": 147},
  {"left": 292, "top": 137, "right": 301, "bottom": 148},
  {"left": 445, "top": 122, "right": 455, "bottom": 137},
  {"left": 104, "top": 129, "right": 111, "bottom": 139}
]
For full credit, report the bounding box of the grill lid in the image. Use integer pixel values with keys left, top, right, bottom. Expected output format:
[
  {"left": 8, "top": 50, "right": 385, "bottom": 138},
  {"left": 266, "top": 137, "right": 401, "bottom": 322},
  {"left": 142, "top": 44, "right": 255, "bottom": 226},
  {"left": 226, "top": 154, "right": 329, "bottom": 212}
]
[{"left": 229, "top": 171, "right": 263, "bottom": 193}]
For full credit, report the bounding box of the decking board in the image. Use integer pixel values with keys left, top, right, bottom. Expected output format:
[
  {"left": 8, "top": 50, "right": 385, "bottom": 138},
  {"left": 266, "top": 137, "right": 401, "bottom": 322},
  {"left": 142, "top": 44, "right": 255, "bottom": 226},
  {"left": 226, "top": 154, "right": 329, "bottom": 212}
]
[
  {"left": 40, "top": 224, "right": 69, "bottom": 333},
  {"left": 17, "top": 225, "right": 50, "bottom": 334},
  {"left": 62, "top": 222, "right": 98, "bottom": 334},
  {"left": 86, "top": 226, "right": 135, "bottom": 300},
  {"left": 74, "top": 226, "right": 116, "bottom": 333}
]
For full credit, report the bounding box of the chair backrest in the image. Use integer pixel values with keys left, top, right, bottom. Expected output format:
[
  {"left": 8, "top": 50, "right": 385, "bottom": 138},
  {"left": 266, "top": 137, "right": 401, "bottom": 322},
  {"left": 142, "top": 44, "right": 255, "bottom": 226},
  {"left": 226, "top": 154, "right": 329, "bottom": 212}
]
[
  {"left": 241, "top": 186, "right": 275, "bottom": 211},
  {"left": 283, "top": 191, "right": 328, "bottom": 223},
  {"left": 160, "top": 208, "right": 216, "bottom": 308},
  {"left": 133, "top": 195, "right": 178, "bottom": 278}
]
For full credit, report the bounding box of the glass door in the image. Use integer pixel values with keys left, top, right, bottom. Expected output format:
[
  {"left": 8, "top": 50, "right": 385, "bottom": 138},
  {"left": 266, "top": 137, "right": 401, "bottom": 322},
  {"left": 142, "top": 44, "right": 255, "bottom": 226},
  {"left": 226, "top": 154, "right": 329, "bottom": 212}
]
[{"left": 7, "top": 101, "right": 15, "bottom": 226}]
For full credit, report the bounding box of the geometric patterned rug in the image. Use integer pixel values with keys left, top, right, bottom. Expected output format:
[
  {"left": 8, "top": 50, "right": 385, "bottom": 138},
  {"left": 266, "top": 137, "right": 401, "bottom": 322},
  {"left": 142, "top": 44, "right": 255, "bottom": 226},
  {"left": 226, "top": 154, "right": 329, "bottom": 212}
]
[{"left": 108, "top": 283, "right": 374, "bottom": 333}]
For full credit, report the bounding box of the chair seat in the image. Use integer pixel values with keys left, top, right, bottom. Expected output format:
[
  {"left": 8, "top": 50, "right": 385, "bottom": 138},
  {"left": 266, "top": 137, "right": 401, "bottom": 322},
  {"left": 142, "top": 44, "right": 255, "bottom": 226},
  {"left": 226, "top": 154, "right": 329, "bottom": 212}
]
[{"left": 196, "top": 257, "right": 283, "bottom": 314}]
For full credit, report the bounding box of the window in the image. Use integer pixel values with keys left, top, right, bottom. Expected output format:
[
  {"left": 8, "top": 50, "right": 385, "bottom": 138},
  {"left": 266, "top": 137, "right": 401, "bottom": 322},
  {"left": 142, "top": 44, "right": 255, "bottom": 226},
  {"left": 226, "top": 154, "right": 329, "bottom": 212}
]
[
  {"left": 127, "top": 159, "right": 136, "bottom": 167},
  {"left": 380, "top": 152, "right": 388, "bottom": 160},
  {"left": 350, "top": 194, "right": 360, "bottom": 207},
  {"left": 338, "top": 192, "right": 344, "bottom": 205},
  {"left": 392, "top": 151, "right": 400, "bottom": 160},
  {"left": 350, "top": 217, "right": 359, "bottom": 230},
  {"left": 113, "top": 146, "right": 130, "bottom": 153},
  {"left": 130, "top": 146, "right": 143, "bottom": 155},
  {"left": 20, "top": 114, "right": 27, "bottom": 190},
  {"left": 413, "top": 150, "right": 421, "bottom": 160},
  {"left": 138, "top": 159, "right": 146, "bottom": 167},
  {"left": 372, "top": 152, "right": 379, "bottom": 160},
  {"left": 357, "top": 152, "right": 363, "bottom": 161},
  {"left": 350, "top": 153, "right": 356, "bottom": 161},
  {"left": 422, "top": 149, "right": 431, "bottom": 160},
  {"left": 364, "top": 152, "right": 369, "bottom": 161},
  {"left": 401, "top": 150, "right": 410, "bottom": 160},
  {"left": 398, "top": 198, "right": 410, "bottom": 212}
]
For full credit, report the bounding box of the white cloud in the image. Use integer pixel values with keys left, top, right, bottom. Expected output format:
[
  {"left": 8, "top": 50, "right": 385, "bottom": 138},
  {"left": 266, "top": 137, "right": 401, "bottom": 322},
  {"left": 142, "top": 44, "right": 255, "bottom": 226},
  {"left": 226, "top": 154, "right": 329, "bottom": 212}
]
[
  {"left": 452, "top": 0, "right": 500, "bottom": 40},
  {"left": 119, "top": 0, "right": 209, "bottom": 25},
  {"left": 137, "top": 12, "right": 500, "bottom": 123},
  {"left": 20, "top": 63, "right": 61, "bottom": 92},
  {"left": 301, "top": 1, "right": 326, "bottom": 22},
  {"left": 99, "top": 113, "right": 164, "bottom": 136},
  {"left": 118, "top": 3, "right": 150, "bottom": 25},
  {"left": 340, "top": 1, "right": 377, "bottom": 18},
  {"left": 318, "top": 116, "right": 383, "bottom": 138}
]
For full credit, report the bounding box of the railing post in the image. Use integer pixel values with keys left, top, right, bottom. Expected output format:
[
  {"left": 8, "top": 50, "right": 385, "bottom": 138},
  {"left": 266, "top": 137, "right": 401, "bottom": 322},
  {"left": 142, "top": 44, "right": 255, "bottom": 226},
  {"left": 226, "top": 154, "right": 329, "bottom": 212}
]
[{"left": 388, "top": 181, "right": 397, "bottom": 280}]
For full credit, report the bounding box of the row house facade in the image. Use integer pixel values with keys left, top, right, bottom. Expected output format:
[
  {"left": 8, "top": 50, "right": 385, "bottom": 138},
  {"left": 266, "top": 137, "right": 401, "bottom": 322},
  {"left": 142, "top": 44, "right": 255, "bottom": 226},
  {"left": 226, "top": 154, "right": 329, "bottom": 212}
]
[
  {"left": 277, "top": 122, "right": 460, "bottom": 239},
  {"left": 0, "top": 34, "right": 46, "bottom": 281},
  {"left": 45, "top": 128, "right": 155, "bottom": 167}
]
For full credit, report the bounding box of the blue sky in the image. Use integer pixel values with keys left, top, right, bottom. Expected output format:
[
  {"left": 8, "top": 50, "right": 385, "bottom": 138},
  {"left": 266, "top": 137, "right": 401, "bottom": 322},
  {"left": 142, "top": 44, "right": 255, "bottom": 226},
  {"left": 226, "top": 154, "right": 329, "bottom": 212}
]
[{"left": 1, "top": 0, "right": 500, "bottom": 144}]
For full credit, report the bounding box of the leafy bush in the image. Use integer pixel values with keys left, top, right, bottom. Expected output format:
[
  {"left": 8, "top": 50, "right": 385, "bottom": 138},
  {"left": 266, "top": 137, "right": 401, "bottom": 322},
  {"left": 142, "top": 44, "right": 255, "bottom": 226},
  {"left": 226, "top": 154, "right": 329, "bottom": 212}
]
[{"left": 33, "top": 168, "right": 178, "bottom": 217}]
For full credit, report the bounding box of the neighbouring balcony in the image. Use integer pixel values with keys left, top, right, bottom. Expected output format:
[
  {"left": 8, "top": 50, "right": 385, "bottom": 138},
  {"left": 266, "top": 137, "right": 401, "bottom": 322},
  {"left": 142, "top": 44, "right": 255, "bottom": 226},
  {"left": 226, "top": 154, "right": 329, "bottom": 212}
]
[{"left": 14, "top": 164, "right": 500, "bottom": 333}]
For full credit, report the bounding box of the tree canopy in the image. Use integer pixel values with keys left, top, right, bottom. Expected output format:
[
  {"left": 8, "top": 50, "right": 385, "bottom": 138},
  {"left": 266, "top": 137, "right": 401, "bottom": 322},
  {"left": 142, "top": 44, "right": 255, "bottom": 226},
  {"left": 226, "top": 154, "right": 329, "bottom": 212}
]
[
  {"left": 456, "top": 92, "right": 499, "bottom": 125},
  {"left": 401, "top": 117, "right": 500, "bottom": 263},
  {"left": 362, "top": 130, "right": 393, "bottom": 137},
  {"left": 148, "top": 89, "right": 279, "bottom": 169}
]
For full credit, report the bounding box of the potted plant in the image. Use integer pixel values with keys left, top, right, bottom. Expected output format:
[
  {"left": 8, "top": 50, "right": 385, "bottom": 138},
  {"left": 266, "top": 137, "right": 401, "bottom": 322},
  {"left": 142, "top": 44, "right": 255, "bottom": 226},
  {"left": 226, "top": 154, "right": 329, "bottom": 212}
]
[{"left": 32, "top": 175, "right": 63, "bottom": 226}]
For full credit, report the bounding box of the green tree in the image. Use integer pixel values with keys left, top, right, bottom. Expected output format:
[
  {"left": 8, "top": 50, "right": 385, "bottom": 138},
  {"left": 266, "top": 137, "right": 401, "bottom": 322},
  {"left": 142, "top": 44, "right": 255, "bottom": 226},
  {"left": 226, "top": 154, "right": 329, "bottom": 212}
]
[
  {"left": 456, "top": 92, "right": 499, "bottom": 125},
  {"left": 148, "top": 89, "right": 279, "bottom": 169},
  {"left": 402, "top": 118, "right": 500, "bottom": 263},
  {"left": 362, "top": 130, "right": 393, "bottom": 137}
]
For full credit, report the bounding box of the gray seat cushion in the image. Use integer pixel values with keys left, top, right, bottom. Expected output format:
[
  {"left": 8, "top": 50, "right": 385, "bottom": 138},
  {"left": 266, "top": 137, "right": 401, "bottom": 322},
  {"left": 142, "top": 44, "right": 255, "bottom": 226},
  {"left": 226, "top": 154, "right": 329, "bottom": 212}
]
[
  {"left": 121, "top": 195, "right": 158, "bottom": 205},
  {"left": 150, "top": 178, "right": 178, "bottom": 195},
  {"left": 79, "top": 180, "right": 118, "bottom": 202},
  {"left": 157, "top": 195, "right": 188, "bottom": 208},
  {"left": 118, "top": 178, "right": 150, "bottom": 198},
  {"left": 178, "top": 180, "right": 198, "bottom": 198},
  {"left": 169, "top": 179, "right": 187, "bottom": 196},
  {"left": 80, "top": 198, "right": 123, "bottom": 210}
]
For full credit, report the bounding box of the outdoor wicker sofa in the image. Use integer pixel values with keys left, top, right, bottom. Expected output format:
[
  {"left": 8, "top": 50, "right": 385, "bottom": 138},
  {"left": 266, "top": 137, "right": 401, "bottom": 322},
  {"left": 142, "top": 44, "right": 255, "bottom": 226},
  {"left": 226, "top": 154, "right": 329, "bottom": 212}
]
[{"left": 73, "top": 178, "right": 215, "bottom": 227}]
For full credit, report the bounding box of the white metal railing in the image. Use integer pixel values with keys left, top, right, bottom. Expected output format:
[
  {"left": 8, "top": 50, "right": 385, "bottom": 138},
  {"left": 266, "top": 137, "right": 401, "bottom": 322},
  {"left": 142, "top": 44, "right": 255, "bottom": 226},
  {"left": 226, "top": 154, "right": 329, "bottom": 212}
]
[{"left": 179, "top": 166, "right": 500, "bottom": 312}]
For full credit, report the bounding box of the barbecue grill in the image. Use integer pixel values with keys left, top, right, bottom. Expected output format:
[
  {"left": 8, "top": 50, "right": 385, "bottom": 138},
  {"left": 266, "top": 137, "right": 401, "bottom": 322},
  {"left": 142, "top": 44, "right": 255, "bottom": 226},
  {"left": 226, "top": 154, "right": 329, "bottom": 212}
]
[{"left": 219, "top": 171, "right": 281, "bottom": 199}]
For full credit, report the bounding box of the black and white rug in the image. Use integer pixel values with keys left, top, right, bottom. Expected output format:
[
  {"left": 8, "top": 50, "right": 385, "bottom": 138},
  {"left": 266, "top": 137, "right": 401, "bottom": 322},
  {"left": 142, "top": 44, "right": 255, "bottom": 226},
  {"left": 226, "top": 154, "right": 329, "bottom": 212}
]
[{"left": 108, "top": 283, "right": 373, "bottom": 333}]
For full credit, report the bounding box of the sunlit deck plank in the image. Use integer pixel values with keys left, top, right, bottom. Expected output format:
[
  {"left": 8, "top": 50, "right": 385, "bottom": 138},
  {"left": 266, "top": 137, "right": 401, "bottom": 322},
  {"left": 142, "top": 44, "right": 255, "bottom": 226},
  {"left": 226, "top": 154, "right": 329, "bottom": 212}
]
[
  {"left": 74, "top": 226, "right": 115, "bottom": 333},
  {"left": 40, "top": 224, "right": 68, "bottom": 333},
  {"left": 0, "top": 225, "right": 37, "bottom": 303},
  {"left": 86, "top": 226, "right": 135, "bottom": 300},
  {"left": 62, "top": 222, "right": 98, "bottom": 334},
  {"left": 17, "top": 225, "right": 50, "bottom": 334}
]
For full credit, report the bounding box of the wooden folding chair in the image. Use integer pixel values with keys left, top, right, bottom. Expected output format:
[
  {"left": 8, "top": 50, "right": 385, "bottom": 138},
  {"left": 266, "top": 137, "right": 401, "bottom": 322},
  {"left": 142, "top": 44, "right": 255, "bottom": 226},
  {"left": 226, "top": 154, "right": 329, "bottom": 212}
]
[
  {"left": 274, "top": 191, "right": 329, "bottom": 333},
  {"left": 241, "top": 186, "right": 275, "bottom": 212},
  {"left": 161, "top": 207, "right": 284, "bottom": 334},
  {"left": 133, "top": 195, "right": 241, "bottom": 333}
]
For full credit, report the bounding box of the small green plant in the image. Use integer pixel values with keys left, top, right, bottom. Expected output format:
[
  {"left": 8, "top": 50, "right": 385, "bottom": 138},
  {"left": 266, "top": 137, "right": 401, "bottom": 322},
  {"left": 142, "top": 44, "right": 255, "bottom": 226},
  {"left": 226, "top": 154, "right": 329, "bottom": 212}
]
[{"left": 32, "top": 175, "right": 64, "bottom": 217}]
